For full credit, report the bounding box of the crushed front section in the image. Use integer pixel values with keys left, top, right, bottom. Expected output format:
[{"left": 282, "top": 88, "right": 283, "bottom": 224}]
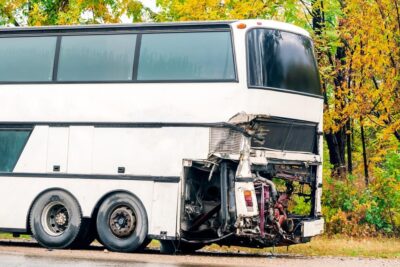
[{"left": 180, "top": 113, "right": 324, "bottom": 248}]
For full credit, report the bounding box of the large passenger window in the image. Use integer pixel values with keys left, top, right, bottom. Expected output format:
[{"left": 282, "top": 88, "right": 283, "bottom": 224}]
[
  {"left": 247, "top": 29, "right": 321, "bottom": 95},
  {"left": 0, "top": 129, "right": 31, "bottom": 172},
  {"left": 0, "top": 37, "right": 56, "bottom": 82},
  {"left": 137, "top": 32, "right": 235, "bottom": 81},
  {"left": 57, "top": 34, "right": 137, "bottom": 81}
]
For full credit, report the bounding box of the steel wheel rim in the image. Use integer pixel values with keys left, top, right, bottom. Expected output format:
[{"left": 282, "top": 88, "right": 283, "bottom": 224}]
[
  {"left": 41, "top": 201, "right": 70, "bottom": 237},
  {"left": 109, "top": 205, "right": 136, "bottom": 238}
]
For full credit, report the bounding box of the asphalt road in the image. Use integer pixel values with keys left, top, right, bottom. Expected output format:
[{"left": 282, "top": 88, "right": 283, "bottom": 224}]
[{"left": 0, "top": 239, "right": 399, "bottom": 267}]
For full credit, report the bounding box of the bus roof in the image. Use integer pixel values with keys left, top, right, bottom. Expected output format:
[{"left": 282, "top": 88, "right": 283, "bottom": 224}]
[{"left": 0, "top": 20, "right": 310, "bottom": 37}]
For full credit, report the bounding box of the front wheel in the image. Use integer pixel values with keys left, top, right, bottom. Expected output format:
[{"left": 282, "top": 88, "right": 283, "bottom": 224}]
[
  {"left": 96, "top": 192, "right": 148, "bottom": 252},
  {"left": 179, "top": 241, "right": 206, "bottom": 253},
  {"left": 160, "top": 240, "right": 205, "bottom": 254}
]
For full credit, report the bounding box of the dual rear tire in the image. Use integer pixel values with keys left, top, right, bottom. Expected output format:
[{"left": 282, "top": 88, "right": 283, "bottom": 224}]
[
  {"left": 30, "top": 190, "right": 148, "bottom": 252},
  {"left": 96, "top": 192, "right": 148, "bottom": 252}
]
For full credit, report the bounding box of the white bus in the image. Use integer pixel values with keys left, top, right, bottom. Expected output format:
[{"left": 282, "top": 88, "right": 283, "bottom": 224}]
[{"left": 0, "top": 20, "right": 324, "bottom": 253}]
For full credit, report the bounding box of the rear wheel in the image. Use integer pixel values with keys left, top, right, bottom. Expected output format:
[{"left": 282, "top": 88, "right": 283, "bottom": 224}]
[
  {"left": 29, "top": 190, "right": 82, "bottom": 249},
  {"left": 71, "top": 218, "right": 97, "bottom": 248},
  {"left": 96, "top": 192, "right": 148, "bottom": 252}
]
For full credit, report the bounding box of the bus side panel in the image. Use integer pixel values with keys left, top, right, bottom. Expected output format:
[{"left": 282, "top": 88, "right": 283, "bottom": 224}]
[
  {"left": 46, "top": 127, "right": 69, "bottom": 172},
  {"left": 149, "top": 181, "right": 180, "bottom": 238},
  {"left": 0, "top": 177, "right": 158, "bottom": 232},
  {"left": 17, "top": 126, "right": 209, "bottom": 177},
  {"left": 68, "top": 126, "right": 94, "bottom": 173},
  {"left": 91, "top": 127, "right": 209, "bottom": 177},
  {"left": 3, "top": 125, "right": 197, "bottom": 237},
  {"left": 1, "top": 84, "right": 322, "bottom": 127}
]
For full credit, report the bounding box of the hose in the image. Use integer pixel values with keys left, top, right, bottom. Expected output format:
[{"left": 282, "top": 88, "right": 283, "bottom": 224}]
[
  {"left": 255, "top": 172, "right": 278, "bottom": 202},
  {"left": 180, "top": 232, "right": 234, "bottom": 245}
]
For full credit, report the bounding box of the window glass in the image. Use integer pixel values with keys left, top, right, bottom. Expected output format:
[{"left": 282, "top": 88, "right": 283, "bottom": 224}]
[
  {"left": 0, "top": 37, "right": 56, "bottom": 82},
  {"left": 285, "top": 124, "right": 316, "bottom": 152},
  {"left": 247, "top": 29, "right": 321, "bottom": 95},
  {"left": 137, "top": 32, "right": 235, "bottom": 80},
  {"left": 57, "top": 34, "right": 136, "bottom": 81},
  {"left": 0, "top": 130, "right": 31, "bottom": 172},
  {"left": 251, "top": 120, "right": 317, "bottom": 153}
]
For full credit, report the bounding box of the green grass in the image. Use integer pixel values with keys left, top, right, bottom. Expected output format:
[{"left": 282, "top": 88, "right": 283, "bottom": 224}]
[
  {"left": 150, "top": 236, "right": 400, "bottom": 259},
  {"left": 0, "top": 232, "right": 15, "bottom": 239},
  {"left": 203, "top": 236, "right": 400, "bottom": 259},
  {"left": 0, "top": 232, "right": 31, "bottom": 240}
]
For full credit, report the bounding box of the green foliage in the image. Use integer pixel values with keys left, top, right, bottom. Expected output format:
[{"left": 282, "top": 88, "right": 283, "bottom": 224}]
[
  {"left": 290, "top": 194, "right": 311, "bottom": 215},
  {"left": 323, "top": 151, "right": 400, "bottom": 236},
  {"left": 0, "top": 0, "right": 145, "bottom": 26}
]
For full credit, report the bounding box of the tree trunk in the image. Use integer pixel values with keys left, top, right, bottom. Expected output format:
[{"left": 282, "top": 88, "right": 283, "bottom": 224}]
[
  {"left": 312, "top": 0, "right": 348, "bottom": 177},
  {"left": 360, "top": 119, "right": 369, "bottom": 186},
  {"left": 395, "top": 130, "right": 400, "bottom": 142},
  {"left": 346, "top": 120, "right": 353, "bottom": 174},
  {"left": 325, "top": 129, "right": 346, "bottom": 177}
]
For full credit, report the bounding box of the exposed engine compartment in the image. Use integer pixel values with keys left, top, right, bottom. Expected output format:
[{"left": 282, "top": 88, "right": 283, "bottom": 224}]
[
  {"left": 180, "top": 114, "right": 323, "bottom": 248},
  {"left": 180, "top": 159, "right": 318, "bottom": 247}
]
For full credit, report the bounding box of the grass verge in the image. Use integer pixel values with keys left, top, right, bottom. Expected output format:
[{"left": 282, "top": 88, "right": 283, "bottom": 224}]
[
  {"left": 203, "top": 236, "right": 400, "bottom": 259},
  {"left": 0, "top": 232, "right": 31, "bottom": 240}
]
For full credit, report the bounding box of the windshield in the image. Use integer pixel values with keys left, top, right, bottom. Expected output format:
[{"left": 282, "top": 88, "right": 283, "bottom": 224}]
[{"left": 247, "top": 28, "right": 321, "bottom": 95}]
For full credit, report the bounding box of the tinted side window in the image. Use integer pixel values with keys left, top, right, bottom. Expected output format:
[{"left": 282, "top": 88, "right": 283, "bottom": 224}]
[
  {"left": 137, "top": 32, "right": 235, "bottom": 81},
  {"left": 0, "top": 37, "right": 56, "bottom": 82},
  {"left": 57, "top": 34, "right": 136, "bottom": 81},
  {"left": 0, "top": 130, "right": 31, "bottom": 172}
]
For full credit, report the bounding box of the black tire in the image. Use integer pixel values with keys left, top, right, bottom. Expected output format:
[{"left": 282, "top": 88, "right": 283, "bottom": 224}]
[
  {"left": 160, "top": 240, "right": 177, "bottom": 254},
  {"left": 160, "top": 240, "right": 205, "bottom": 254},
  {"left": 96, "top": 192, "right": 148, "bottom": 252},
  {"left": 178, "top": 241, "right": 205, "bottom": 253},
  {"left": 71, "top": 218, "right": 97, "bottom": 249},
  {"left": 137, "top": 237, "right": 152, "bottom": 251},
  {"left": 29, "top": 190, "right": 82, "bottom": 249}
]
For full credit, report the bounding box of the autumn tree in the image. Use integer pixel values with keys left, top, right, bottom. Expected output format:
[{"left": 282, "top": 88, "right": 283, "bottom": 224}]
[
  {"left": 305, "top": 0, "right": 350, "bottom": 176},
  {"left": 155, "top": 0, "right": 310, "bottom": 24},
  {"left": 338, "top": 0, "right": 399, "bottom": 182},
  {"left": 340, "top": 0, "right": 399, "bottom": 141},
  {"left": 0, "top": 0, "right": 146, "bottom": 26}
]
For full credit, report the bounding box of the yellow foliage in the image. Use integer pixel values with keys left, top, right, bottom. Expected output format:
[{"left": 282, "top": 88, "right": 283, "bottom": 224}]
[{"left": 0, "top": 0, "right": 144, "bottom": 25}]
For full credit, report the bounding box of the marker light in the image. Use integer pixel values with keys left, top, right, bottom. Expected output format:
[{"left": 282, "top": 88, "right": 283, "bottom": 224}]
[
  {"left": 244, "top": 190, "right": 253, "bottom": 208},
  {"left": 237, "top": 23, "right": 247, "bottom": 29}
]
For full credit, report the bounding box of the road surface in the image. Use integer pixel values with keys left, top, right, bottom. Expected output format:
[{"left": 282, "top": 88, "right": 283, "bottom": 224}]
[{"left": 0, "top": 239, "right": 398, "bottom": 267}]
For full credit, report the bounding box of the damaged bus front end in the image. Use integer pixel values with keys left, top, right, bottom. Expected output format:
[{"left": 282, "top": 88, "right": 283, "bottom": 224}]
[{"left": 180, "top": 113, "right": 324, "bottom": 249}]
